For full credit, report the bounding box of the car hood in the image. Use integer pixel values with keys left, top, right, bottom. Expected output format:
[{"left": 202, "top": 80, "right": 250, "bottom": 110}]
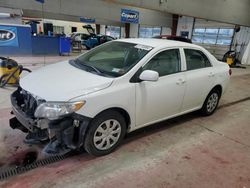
[{"left": 20, "top": 61, "right": 114, "bottom": 101}]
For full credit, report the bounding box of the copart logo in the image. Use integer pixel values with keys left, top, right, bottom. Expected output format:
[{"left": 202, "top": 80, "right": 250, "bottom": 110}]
[
  {"left": 0, "top": 30, "right": 16, "bottom": 41},
  {"left": 121, "top": 12, "right": 138, "bottom": 20}
]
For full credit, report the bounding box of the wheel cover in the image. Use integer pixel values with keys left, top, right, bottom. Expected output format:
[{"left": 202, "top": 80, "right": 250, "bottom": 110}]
[
  {"left": 207, "top": 93, "right": 219, "bottom": 113},
  {"left": 93, "top": 119, "right": 122, "bottom": 150}
]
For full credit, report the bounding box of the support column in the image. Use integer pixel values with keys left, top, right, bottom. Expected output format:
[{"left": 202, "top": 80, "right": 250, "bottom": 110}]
[
  {"left": 172, "top": 14, "right": 179, "bottom": 36},
  {"left": 96, "top": 24, "right": 100, "bottom": 34},
  {"left": 125, "top": 23, "right": 130, "bottom": 38},
  {"left": 129, "top": 23, "right": 138, "bottom": 38}
]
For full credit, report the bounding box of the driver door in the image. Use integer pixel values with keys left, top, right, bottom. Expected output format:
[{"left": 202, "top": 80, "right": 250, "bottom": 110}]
[{"left": 135, "top": 48, "right": 186, "bottom": 127}]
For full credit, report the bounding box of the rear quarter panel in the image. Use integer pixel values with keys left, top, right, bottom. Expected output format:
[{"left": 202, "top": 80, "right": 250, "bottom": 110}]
[{"left": 214, "top": 61, "right": 230, "bottom": 95}]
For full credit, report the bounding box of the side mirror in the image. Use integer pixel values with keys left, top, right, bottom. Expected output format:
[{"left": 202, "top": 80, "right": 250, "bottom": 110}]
[{"left": 139, "top": 70, "right": 159, "bottom": 82}]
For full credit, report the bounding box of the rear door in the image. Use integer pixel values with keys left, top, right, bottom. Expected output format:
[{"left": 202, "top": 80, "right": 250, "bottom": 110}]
[{"left": 181, "top": 48, "right": 216, "bottom": 112}]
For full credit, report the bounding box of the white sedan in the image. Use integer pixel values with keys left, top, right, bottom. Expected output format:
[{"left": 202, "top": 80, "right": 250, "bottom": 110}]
[{"left": 10, "top": 39, "right": 231, "bottom": 156}]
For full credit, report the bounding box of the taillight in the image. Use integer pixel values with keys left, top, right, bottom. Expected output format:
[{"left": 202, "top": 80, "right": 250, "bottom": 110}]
[{"left": 229, "top": 68, "right": 232, "bottom": 76}]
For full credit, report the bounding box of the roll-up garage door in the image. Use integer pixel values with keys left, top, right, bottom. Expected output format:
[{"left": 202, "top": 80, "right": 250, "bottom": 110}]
[{"left": 192, "top": 19, "right": 235, "bottom": 60}]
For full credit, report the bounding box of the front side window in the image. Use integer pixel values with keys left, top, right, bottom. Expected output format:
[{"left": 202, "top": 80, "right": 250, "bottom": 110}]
[
  {"left": 72, "top": 41, "right": 152, "bottom": 77},
  {"left": 142, "top": 49, "right": 181, "bottom": 77},
  {"left": 184, "top": 49, "right": 211, "bottom": 70}
]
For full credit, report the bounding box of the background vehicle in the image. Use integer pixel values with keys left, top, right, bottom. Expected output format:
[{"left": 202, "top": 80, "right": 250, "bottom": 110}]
[
  {"left": 10, "top": 39, "right": 230, "bottom": 156},
  {"left": 70, "top": 25, "right": 115, "bottom": 50},
  {"left": 82, "top": 25, "right": 115, "bottom": 49},
  {"left": 153, "top": 35, "right": 192, "bottom": 43},
  {"left": 83, "top": 34, "right": 114, "bottom": 50},
  {"left": 70, "top": 32, "right": 90, "bottom": 43},
  {"left": 70, "top": 32, "right": 90, "bottom": 51}
]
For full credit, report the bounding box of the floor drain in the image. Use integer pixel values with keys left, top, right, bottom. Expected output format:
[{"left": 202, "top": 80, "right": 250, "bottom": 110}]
[
  {"left": 22, "top": 151, "right": 38, "bottom": 166},
  {"left": 0, "top": 155, "right": 66, "bottom": 181}
]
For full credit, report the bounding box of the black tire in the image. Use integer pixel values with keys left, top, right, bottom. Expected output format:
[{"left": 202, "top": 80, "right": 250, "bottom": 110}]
[
  {"left": 201, "top": 89, "right": 221, "bottom": 116},
  {"left": 84, "top": 110, "right": 126, "bottom": 156}
]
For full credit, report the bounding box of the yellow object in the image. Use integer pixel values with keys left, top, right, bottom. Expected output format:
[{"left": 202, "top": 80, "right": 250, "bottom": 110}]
[
  {"left": 0, "top": 59, "right": 20, "bottom": 84},
  {"left": 226, "top": 57, "right": 234, "bottom": 65}
]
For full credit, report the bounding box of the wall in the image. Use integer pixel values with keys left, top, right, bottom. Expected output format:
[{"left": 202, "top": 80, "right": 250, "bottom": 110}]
[
  {"left": 233, "top": 26, "right": 250, "bottom": 60},
  {"left": 129, "top": 24, "right": 139, "bottom": 38},
  {"left": 161, "top": 27, "right": 172, "bottom": 35},
  {"left": 176, "top": 16, "right": 194, "bottom": 38},
  {"left": 0, "top": 24, "right": 32, "bottom": 55},
  {"left": 100, "top": 25, "right": 106, "bottom": 35},
  {"left": 31, "top": 36, "right": 59, "bottom": 55},
  {"left": 0, "top": 7, "right": 22, "bottom": 24},
  {"left": 120, "top": 27, "right": 125, "bottom": 38}
]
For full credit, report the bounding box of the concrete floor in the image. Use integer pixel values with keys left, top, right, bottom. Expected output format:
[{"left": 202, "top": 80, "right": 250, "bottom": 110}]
[{"left": 0, "top": 57, "right": 250, "bottom": 188}]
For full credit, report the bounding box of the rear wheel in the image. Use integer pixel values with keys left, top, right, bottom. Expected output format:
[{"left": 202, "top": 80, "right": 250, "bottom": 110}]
[
  {"left": 84, "top": 110, "right": 126, "bottom": 156},
  {"left": 201, "top": 89, "right": 220, "bottom": 116}
]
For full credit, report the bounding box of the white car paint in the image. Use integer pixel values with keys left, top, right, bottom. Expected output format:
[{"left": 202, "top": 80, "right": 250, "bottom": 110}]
[
  {"left": 20, "top": 38, "right": 230, "bottom": 132},
  {"left": 20, "top": 61, "right": 114, "bottom": 101}
]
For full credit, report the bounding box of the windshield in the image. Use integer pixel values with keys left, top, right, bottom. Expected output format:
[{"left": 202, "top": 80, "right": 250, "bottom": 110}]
[{"left": 72, "top": 41, "right": 152, "bottom": 77}]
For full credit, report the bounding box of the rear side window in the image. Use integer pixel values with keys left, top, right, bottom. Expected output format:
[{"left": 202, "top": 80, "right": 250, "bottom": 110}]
[
  {"left": 184, "top": 49, "right": 212, "bottom": 70},
  {"left": 143, "top": 49, "right": 181, "bottom": 77}
]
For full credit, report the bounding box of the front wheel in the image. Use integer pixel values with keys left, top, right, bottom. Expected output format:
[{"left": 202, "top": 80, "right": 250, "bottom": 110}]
[
  {"left": 201, "top": 89, "right": 220, "bottom": 116},
  {"left": 84, "top": 110, "right": 126, "bottom": 156}
]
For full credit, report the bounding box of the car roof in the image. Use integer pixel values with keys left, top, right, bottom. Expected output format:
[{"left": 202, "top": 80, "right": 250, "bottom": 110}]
[{"left": 116, "top": 38, "right": 198, "bottom": 48}]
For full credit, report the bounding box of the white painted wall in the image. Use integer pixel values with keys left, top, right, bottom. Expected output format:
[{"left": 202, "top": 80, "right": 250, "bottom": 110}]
[
  {"left": 100, "top": 25, "right": 106, "bottom": 35},
  {"left": 233, "top": 26, "right": 250, "bottom": 60},
  {"left": 121, "top": 27, "right": 125, "bottom": 38},
  {"left": 176, "top": 16, "right": 194, "bottom": 38},
  {"left": 130, "top": 23, "right": 139, "bottom": 38},
  {"left": 161, "top": 27, "right": 172, "bottom": 35}
]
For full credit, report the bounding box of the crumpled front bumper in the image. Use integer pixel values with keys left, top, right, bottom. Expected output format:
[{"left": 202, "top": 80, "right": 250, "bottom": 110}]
[
  {"left": 10, "top": 91, "right": 37, "bottom": 132},
  {"left": 10, "top": 88, "right": 92, "bottom": 156}
]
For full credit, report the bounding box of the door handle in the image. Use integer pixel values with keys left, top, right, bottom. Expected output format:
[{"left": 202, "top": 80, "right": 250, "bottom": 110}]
[
  {"left": 176, "top": 78, "right": 186, "bottom": 85},
  {"left": 208, "top": 72, "right": 215, "bottom": 77}
]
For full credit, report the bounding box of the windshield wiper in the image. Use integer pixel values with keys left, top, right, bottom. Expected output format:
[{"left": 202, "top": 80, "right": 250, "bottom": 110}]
[
  {"left": 71, "top": 59, "right": 115, "bottom": 78},
  {"left": 74, "top": 59, "right": 102, "bottom": 74},
  {"left": 82, "top": 64, "right": 102, "bottom": 74}
]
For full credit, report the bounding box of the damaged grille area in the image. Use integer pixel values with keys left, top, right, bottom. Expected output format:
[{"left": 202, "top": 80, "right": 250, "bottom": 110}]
[
  {"left": 13, "top": 87, "right": 44, "bottom": 118},
  {"left": 10, "top": 87, "right": 47, "bottom": 132}
]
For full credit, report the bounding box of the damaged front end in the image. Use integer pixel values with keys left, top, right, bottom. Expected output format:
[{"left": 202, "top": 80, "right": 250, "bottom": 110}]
[{"left": 10, "top": 87, "right": 91, "bottom": 156}]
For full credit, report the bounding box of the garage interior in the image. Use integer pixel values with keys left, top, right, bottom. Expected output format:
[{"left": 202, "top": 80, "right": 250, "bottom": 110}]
[{"left": 0, "top": 0, "right": 250, "bottom": 187}]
